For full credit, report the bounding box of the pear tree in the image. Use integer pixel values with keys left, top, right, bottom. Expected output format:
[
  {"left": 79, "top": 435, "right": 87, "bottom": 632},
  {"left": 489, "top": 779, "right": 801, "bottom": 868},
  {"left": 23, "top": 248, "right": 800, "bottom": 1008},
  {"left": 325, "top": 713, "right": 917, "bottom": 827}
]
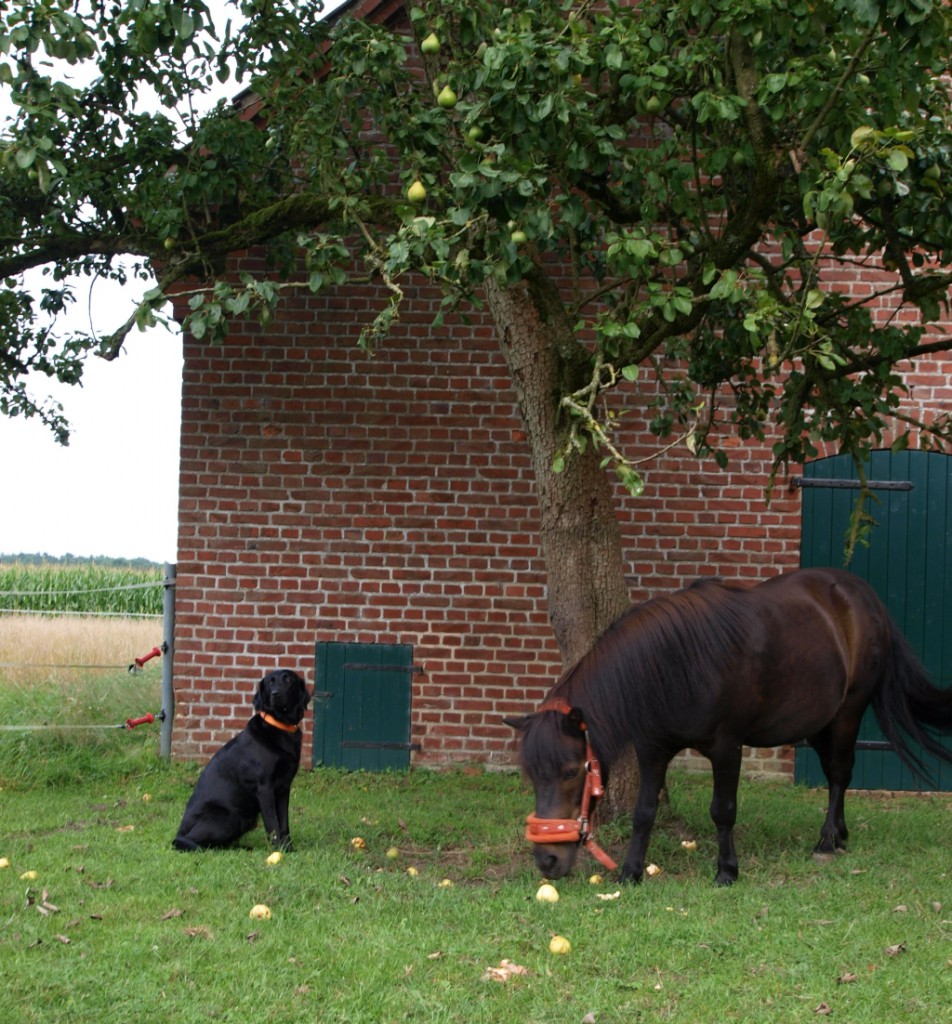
[{"left": 3, "top": 0, "right": 952, "bottom": 810}]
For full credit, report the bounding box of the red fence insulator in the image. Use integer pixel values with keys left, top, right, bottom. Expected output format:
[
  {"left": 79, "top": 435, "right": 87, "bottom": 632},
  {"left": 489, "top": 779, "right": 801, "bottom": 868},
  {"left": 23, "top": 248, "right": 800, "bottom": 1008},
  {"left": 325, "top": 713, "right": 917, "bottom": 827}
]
[
  {"left": 129, "top": 646, "right": 162, "bottom": 674},
  {"left": 124, "top": 714, "right": 156, "bottom": 730}
]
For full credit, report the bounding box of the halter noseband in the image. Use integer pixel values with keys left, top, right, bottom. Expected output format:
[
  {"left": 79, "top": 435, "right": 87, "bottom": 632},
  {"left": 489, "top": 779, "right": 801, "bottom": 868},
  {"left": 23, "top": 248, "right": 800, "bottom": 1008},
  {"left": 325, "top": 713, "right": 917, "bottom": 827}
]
[{"left": 524, "top": 698, "right": 618, "bottom": 872}]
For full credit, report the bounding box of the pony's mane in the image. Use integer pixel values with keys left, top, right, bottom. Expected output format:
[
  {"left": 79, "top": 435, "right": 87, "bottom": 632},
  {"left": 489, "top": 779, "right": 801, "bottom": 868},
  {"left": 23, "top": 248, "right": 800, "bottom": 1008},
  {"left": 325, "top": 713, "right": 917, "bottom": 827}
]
[{"left": 539, "top": 578, "right": 755, "bottom": 767}]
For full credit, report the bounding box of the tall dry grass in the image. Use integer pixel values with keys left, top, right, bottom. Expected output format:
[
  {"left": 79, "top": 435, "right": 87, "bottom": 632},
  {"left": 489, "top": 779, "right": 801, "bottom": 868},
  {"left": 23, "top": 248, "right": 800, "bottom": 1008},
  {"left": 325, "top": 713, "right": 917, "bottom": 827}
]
[
  {"left": 0, "top": 615, "right": 165, "bottom": 785},
  {"left": 0, "top": 613, "right": 162, "bottom": 687}
]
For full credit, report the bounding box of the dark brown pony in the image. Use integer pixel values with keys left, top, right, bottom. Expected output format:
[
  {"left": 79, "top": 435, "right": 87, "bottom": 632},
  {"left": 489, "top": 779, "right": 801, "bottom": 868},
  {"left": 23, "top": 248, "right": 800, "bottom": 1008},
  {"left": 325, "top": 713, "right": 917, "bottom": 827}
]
[{"left": 507, "top": 568, "right": 952, "bottom": 885}]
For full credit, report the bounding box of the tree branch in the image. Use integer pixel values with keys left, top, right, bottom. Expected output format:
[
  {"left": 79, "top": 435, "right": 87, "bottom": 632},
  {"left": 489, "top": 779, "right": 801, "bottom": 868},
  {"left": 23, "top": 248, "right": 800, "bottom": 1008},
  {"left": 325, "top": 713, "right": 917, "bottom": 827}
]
[
  {"left": 94, "top": 191, "right": 403, "bottom": 358},
  {"left": 797, "top": 25, "right": 878, "bottom": 156},
  {"left": 0, "top": 233, "right": 148, "bottom": 279}
]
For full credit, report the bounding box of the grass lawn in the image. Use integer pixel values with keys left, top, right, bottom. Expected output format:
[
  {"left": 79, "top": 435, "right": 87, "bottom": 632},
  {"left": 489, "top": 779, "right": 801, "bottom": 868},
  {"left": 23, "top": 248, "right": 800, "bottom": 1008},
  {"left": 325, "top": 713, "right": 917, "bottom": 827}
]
[{"left": 1, "top": 723, "right": 949, "bottom": 1024}]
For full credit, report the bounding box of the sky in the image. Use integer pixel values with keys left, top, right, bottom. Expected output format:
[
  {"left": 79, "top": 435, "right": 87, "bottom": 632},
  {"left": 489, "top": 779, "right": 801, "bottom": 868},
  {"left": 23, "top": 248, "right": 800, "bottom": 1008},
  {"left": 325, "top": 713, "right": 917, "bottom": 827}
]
[
  {"left": 0, "top": 301, "right": 184, "bottom": 565},
  {"left": 0, "top": 0, "right": 349, "bottom": 565}
]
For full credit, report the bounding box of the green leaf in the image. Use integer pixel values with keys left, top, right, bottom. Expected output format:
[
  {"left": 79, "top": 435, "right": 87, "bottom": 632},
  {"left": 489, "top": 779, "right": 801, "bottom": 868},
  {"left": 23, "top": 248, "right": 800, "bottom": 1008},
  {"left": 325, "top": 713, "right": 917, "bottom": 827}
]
[
  {"left": 34, "top": 160, "right": 51, "bottom": 193},
  {"left": 850, "top": 125, "right": 877, "bottom": 148},
  {"left": 743, "top": 313, "right": 761, "bottom": 333},
  {"left": 709, "top": 270, "right": 739, "bottom": 301},
  {"left": 616, "top": 465, "right": 645, "bottom": 497},
  {"left": 170, "top": 10, "right": 195, "bottom": 42},
  {"left": 604, "top": 44, "right": 623, "bottom": 70}
]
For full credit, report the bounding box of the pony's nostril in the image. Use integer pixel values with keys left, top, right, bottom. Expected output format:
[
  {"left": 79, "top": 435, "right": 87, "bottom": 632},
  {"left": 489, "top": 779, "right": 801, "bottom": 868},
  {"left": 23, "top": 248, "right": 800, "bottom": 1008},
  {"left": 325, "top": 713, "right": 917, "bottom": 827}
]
[{"left": 535, "top": 851, "right": 559, "bottom": 876}]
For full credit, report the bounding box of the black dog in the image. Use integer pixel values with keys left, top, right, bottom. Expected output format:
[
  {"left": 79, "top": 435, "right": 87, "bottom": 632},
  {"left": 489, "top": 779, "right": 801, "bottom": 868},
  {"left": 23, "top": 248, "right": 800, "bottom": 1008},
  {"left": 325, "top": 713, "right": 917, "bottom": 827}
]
[{"left": 173, "top": 669, "right": 311, "bottom": 852}]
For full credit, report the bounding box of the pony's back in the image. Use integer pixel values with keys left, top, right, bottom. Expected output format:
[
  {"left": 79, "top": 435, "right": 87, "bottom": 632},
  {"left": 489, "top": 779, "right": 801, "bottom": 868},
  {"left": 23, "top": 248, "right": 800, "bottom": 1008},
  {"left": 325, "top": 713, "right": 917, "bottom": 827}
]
[{"left": 556, "top": 579, "right": 755, "bottom": 763}]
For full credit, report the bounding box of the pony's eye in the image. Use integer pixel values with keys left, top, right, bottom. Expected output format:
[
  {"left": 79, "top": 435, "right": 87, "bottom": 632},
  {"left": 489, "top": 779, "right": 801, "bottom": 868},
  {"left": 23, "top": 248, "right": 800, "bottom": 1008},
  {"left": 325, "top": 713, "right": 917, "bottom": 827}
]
[{"left": 561, "top": 765, "right": 582, "bottom": 781}]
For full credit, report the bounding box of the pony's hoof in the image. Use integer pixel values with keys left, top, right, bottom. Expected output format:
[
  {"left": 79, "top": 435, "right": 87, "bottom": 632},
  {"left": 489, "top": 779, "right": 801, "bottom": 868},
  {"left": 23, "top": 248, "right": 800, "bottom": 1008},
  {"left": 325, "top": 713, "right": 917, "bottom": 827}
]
[{"left": 813, "top": 847, "right": 847, "bottom": 864}]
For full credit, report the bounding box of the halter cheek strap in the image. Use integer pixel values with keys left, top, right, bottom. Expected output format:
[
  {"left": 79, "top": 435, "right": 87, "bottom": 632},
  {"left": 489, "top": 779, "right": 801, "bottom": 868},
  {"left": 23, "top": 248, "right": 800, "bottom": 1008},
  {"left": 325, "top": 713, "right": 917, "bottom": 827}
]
[{"left": 524, "top": 698, "right": 618, "bottom": 872}]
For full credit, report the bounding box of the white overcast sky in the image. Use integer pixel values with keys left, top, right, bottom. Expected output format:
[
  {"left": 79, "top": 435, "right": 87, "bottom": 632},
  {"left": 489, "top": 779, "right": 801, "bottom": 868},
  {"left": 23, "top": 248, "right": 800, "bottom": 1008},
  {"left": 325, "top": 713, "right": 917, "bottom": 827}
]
[{"left": 0, "top": 0, "right": 348, "bottom": 564}]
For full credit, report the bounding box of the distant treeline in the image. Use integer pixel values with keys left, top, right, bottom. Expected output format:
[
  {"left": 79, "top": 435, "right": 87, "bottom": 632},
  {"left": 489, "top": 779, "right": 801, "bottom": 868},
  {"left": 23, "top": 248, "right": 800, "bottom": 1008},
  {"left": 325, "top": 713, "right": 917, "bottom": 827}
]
[
  {"left": 0, "top": 560, "right": 165, "bottom": 616},
  {"left": 0, "top": 553, "right": 162, "bottom": 570}
]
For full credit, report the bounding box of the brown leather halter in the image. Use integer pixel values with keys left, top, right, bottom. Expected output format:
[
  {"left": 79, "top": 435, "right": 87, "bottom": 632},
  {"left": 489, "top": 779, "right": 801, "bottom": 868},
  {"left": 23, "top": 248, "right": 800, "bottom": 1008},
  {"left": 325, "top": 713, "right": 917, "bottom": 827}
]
[{"left": 524, "top": 698, "right": 618, "bottom": 872}]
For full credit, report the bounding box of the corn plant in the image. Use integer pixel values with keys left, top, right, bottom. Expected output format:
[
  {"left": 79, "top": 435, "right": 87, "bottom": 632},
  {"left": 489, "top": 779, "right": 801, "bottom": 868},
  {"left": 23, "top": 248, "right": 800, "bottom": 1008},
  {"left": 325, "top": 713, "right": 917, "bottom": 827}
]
[{"left": 0, "top": 561, "right": 164, "bottom": 616}]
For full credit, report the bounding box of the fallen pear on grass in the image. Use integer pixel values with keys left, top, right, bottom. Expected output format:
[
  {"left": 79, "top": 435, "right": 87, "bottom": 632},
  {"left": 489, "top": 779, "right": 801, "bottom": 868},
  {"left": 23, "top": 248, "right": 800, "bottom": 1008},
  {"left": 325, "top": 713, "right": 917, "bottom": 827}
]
[{"left": 536, "top": 883, "right": 559, "bottom": 903}]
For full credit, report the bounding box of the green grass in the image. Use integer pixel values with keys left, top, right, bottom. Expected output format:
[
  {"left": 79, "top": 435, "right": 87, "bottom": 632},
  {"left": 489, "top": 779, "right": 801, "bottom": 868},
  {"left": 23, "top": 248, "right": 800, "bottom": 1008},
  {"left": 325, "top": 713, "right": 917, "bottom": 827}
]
[
  {"left": 1, "top": 736, "right": 949, "bottom": 1024},
  {"left": 0, "top": 667, "right": 165, "bottom": 788},
  {"left": 1, "top": 666, "right": 950, "bottom": 1023}
]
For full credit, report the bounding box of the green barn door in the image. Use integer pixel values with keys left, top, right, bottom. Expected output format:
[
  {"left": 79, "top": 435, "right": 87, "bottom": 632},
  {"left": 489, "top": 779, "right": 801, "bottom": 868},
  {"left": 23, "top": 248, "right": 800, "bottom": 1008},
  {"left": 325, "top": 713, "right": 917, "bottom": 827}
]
[
  {"left": 797, "top": 450, "right": 952, "bottom": 791},
  {"left": 312, "top": 642, "right": 418, "bottom": 771}
]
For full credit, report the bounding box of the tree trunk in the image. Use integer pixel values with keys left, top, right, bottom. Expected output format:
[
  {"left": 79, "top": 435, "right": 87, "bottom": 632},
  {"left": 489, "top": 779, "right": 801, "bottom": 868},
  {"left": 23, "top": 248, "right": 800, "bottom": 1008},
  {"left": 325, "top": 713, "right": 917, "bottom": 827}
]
[{"left": 485, "top": 267, "right": 638, "bottom": 821}]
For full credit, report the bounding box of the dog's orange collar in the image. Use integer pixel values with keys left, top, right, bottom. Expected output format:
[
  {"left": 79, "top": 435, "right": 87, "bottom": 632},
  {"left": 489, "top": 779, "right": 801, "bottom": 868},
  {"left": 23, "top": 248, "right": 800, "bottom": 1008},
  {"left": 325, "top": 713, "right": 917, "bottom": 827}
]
[{"left": 258, "top": 712, "right": 301, "bottom": 734}]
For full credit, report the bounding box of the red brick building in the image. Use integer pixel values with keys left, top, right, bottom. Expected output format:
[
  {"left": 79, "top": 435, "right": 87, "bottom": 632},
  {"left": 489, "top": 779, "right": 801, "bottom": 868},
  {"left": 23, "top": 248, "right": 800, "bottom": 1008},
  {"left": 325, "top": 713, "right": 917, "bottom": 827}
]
[{"left": 168, "top": 1, "right": 952, "bottom": 787}]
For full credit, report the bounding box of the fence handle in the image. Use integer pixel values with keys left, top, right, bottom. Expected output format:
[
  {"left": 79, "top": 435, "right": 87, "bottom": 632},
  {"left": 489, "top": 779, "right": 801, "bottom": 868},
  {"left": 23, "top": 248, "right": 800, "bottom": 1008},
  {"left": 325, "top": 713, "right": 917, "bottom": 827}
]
[
  {"left": 125, "top": 714, "right": 155, "bottom": 730},
  {"left": 129, "top": 646, "right": 162, "bottom": 674}
]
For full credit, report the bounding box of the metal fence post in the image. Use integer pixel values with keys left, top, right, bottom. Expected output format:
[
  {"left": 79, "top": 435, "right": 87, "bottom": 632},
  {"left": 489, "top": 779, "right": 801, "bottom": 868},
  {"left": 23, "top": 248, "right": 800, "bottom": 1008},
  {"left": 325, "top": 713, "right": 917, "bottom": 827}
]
[{"left": 161, "top": 563, "right": 176, "bottom": 760}]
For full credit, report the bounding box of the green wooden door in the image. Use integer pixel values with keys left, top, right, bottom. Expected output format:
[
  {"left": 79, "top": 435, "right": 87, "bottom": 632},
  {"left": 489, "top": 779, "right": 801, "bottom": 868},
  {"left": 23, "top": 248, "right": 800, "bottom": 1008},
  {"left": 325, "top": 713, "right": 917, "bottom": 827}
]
[
  {"left": 312, "top": 641, "right": 418, "bottom": 770},
  {"left": 796, "top": 449, "right": 952, "bottom": 791}
]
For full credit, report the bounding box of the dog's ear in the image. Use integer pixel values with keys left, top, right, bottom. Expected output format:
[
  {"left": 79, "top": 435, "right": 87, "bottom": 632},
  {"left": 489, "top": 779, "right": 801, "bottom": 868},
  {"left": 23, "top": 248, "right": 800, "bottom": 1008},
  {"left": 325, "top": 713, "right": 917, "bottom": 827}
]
[
  {"left": 253, "top": 673, "right": 273, "bottom": 713},
  {"left": 289, "top": 671, "right": 311, "bottom": 711}
]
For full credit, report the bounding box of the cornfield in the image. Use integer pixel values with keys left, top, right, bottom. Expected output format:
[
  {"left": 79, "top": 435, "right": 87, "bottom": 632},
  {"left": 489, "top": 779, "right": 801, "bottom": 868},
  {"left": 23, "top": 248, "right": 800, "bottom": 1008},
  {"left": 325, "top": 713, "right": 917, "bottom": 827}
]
[{"left": 0, "top": 562, "right": 164, "bottom": 617}]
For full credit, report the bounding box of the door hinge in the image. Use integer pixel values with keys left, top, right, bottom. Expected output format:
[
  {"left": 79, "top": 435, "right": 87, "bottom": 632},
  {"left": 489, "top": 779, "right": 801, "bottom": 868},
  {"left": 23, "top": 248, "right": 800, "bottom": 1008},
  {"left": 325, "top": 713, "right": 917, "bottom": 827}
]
[
  {"left": 341, "top": 740, "right": 422, "bottom": 751},
  {"left": 792, "top": 477, "right": 913, "bottom": 491}
]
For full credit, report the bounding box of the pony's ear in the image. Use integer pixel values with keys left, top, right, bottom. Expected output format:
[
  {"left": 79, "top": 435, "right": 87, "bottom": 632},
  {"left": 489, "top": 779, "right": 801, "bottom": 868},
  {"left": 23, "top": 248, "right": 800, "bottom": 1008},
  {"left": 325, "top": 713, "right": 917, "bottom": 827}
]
[
  {"left": 503, "top": 714, "right": 530, "bottom": 732},
  {"left": 563, "top": 707, "right": 586, "bottom": 735}
]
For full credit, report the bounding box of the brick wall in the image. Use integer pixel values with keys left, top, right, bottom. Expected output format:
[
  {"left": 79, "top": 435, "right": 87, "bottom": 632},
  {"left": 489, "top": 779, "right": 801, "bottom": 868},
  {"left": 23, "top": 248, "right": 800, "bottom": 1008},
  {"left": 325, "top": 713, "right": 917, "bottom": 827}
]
[
  {"left": 168, "top": 0, "right": 952, "bottom": 779},
  {"left": 173, "top": 274, "right": 560, "bottom": 766},
  {"left": 170, "top": 245, "right": 952, "bottom": 781}
]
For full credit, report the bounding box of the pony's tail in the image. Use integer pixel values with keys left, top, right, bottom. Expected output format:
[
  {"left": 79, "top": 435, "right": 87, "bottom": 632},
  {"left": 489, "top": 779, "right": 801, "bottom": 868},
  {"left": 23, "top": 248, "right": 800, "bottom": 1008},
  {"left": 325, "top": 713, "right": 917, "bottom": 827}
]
[{"left": 871, "top": 623, "right": 952, "bottom": 783}]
